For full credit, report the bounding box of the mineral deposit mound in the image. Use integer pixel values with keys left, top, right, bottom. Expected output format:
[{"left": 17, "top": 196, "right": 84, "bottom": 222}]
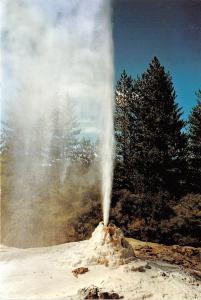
[{"left": 86, "top": 222, "right": 135, "bottom": 266}]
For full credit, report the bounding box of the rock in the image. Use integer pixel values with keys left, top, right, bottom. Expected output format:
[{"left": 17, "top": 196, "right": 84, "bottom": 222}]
[
  {"left": 78, "top": 286, "right": 123, "bottom": 299},
  {"left": 72, "top": 267, "right": 89, "bottom": 278},
  {"left": 78, "top": 285, "right": 99, "bottom": 299},
  {"left": 145, "top": 264, "right": 152, "bottom": 269},
  {"left": 187, "top": 269, "right": 201, "bottom": 280},
  {"left": 99, "top": 291, "right": 122, "bottom": 299},
  {"left": 130, "top": 265, "right": 146, "bottom": 272},
  {"left": 161, "top": 272, "right": 168, "bottom": 277}
]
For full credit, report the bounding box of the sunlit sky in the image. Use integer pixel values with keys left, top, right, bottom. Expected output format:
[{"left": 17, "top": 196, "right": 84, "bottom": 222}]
[{"left": 113, "top": 0, "right": 201, "bottom": 119}]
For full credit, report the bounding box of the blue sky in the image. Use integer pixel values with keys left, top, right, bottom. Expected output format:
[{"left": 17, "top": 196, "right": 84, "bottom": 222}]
[{"left": 113, "top": 0, "right": 201, "bottom": 119}]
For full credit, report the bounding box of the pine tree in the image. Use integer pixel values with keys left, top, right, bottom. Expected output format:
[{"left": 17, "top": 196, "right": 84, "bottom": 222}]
[
  {"left": 50, "top": 96, "right": 80, "bottom": 181},
  {"left": 77, "top": 137, "right": 95, "bottom": 169},
  {"left": 187, "top": 90, "right": 201, "bottom": 192},
  {"left": 113, "top": 70, "right": 135, "bottom": 189},
  {"left": 133, "top": 57, "right": 186, "bottom": 194},
  {"left": 51, "top": 98, "right": 80, "bottom": 162}
]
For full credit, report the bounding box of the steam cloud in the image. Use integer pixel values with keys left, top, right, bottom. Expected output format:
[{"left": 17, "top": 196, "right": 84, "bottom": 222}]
[{"left": 1, "top": 0, "right": 114, "bottom": 246}]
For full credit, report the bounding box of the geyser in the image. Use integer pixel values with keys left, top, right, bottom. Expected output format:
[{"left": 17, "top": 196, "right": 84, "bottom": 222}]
[{"left": 1, "top": 0, "right": 114, "bottom": 246}]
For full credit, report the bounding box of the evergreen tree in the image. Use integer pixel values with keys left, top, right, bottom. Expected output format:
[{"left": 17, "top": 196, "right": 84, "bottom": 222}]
[
  {"left": 50, "top": 98, "right": 80, "bottom": 165},
  {"left": 49, "top": 97, "right": 80, "bottom": 182},
  {"left": 0, "top": 120, "right": 11, "bottom": 154},
  {"left": 77, "top": 137, "right": 95, "bottom": 169},
  {"left": 133, "top": 57, "right": 186, "bottom": 194},
  {"left": 0, "top": 106, "right": 25, "bottom": 171},
  {"left": 114, "top": 70, "right": 135, "bottom": 189},
  {"left": 187, "top": 90, "right": 201, "bottom": 192}
]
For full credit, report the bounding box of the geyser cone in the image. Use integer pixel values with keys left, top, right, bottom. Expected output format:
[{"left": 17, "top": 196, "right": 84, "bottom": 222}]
[{"left": 87, "top": 222, "right": 135, "bottom": 266}]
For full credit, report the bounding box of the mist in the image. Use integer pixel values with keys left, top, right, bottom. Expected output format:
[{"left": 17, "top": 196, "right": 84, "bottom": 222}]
[{"left": 1, "top": 0, "right": 114, "bottom": 247}]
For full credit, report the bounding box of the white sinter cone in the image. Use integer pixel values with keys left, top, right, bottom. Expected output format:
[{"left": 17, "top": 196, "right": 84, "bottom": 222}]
[{"left": 86, "top": 222, "right": 135, "bottom": 266}]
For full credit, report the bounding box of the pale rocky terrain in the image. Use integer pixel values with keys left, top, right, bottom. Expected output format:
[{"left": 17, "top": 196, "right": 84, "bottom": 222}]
[{"left": 0, "top": 223, "right": 200, "bottom": 300}]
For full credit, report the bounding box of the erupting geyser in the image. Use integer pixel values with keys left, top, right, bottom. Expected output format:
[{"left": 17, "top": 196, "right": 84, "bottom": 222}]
[{"left": 1, "top": 0, "right": 114, "bottom": 246}]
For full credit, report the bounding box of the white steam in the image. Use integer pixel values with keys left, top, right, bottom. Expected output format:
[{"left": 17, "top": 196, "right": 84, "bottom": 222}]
[{"left": 1, "top": 0, "right": 114, "bottom": 242}]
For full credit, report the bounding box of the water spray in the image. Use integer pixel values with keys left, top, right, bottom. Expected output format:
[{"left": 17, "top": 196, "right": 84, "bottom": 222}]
[{"left": 2, "top": 0, "right": 114, "bottom": 246}]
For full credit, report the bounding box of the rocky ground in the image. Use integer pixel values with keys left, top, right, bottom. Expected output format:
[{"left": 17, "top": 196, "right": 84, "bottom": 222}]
[
  {"left": 128, "top": 238, "right": 201, "bottom": 280},
  {"left": 0, "top": 223, "right": 200, "bottom": 300}
]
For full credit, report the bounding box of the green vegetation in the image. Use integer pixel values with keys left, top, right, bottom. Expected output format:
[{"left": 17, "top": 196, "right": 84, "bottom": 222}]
[
  {"left": 187, "top": 90, "right": 201, "bottom": 193},
  {"left": 114, "top": 57, "right": 186, "bottom": 195}
]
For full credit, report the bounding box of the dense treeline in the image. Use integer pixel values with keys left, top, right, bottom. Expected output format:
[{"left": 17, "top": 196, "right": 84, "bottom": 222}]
[
  {"left": 108, "top": 57, "right": 201, "bottom": 246},
  {"left": 114, "top": 57, "right": 200, "bottom": 196}
]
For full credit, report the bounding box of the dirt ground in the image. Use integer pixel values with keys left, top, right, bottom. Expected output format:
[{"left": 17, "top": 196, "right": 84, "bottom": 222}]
[{"left": 128, "top": 238, "right": 201, "bottom": 280}]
